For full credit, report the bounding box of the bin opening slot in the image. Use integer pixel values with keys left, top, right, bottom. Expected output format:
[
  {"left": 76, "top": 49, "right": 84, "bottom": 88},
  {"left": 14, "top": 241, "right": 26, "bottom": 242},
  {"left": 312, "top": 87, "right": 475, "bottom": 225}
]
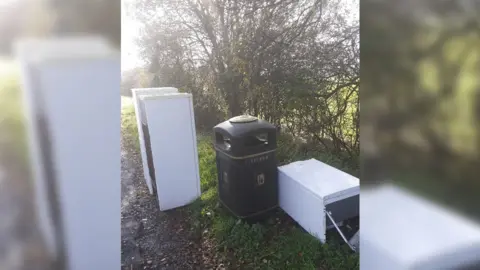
[
  {"left": 216, "top": 132, "right": 231, "bottom": 150},
  {"left": 244, "top": 132, "right": 269, "bottom": 147}
]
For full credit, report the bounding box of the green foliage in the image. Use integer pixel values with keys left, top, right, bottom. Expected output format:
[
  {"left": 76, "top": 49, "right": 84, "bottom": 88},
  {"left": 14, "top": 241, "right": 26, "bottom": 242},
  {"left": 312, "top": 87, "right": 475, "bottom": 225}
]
[
  {"left": 361, "top": 0, "right": 480, "bottom": 217},
  {"left": 130, "top": 0, "right": 360, "bottom": 161},
  {"left": 277, "top": 133, "right": 359, "bottom": 176},
  {"left": 0, "top": 63, "right": 28, "bottom": 161}
]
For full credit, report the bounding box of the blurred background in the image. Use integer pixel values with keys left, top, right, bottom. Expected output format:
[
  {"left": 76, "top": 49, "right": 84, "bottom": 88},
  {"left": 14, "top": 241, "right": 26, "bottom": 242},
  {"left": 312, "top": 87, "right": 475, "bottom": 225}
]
[
  {"left": 1, "top": 0, "right": 479, "bottom": 268},
  {"left": 120, "top": 1, "right": 360, "bottom": 269},
  {"left": 361, "top": 0, "right": 480, "bottom": 219},
  {"left": 0, "top": 0, "right": 120, "bottom": 269}
]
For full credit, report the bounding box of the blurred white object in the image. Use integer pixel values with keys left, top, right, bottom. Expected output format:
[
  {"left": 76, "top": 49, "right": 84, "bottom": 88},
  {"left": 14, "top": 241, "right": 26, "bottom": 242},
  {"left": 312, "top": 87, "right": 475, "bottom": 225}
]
[
  {"left": 278, "top": 158, "right": 359, "bottom": 243},
  {"left": 131, "top": 87, "right": 179, "bottom": 194},
  {"left": 361, "top": 184, "right": 480, "bottom": 270},
  {"left": 142, "top": 93, "right": 200, "bottom": 210},
  {"left": 16, "top": 37, "right": 120, "bottom": 270}
]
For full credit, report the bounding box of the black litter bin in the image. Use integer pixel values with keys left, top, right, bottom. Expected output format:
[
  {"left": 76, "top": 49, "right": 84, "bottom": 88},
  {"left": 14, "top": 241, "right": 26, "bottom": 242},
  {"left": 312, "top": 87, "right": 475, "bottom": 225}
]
[{"left": 213, "top": 115, "right": 278, "bottom": 218}]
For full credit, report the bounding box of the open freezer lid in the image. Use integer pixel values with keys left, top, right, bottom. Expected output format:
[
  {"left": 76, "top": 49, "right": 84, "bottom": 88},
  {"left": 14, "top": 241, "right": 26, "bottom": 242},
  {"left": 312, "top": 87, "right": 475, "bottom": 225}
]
[
  {"left": 361, "top": 184, "right": 480, "bottom": 269},
  {"left": 278, "top": 158, "right": 359, "bottom": 204}
]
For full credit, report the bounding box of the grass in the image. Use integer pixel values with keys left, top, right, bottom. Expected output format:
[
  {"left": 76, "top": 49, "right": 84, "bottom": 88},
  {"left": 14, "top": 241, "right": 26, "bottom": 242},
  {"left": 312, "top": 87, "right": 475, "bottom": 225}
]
[
  {"left": 0, "top": 59, "right": 28, "bottom": 160},
  {"left": 121, "top": 97, "right": 139, "bottom": 146},
  {"left": 121, "top": 97, "right": 359, "bottom": 269},
  {"left": 188, "top": 135, "right": 359, "bottom": 270}
]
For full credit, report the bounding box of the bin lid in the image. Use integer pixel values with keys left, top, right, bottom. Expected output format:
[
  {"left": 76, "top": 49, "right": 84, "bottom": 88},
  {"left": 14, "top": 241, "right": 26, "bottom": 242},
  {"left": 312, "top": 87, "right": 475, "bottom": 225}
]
[
  {"left": 229, "top": 115, "right": 258, "bottom": 123},
  {"left": 214, "top": 115, "right": 276, "bottom": 138}
]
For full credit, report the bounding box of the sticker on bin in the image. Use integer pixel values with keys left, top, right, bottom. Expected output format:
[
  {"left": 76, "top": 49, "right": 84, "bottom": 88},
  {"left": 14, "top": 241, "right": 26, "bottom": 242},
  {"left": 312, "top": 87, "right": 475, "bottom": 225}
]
[
  {"left": 248, "top": 154, "right": 270, "bottom": 164},
  {"left": 223, "top": 171, "right": 228, "bottom": 183},
  {"left": 256, "top": 173, "right": 265, "bottom": 186}
]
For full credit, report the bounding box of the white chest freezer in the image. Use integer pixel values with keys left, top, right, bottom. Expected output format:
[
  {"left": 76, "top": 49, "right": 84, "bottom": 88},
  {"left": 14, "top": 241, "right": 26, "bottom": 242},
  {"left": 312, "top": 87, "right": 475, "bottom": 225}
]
[
  {"left": 131, "top": 87, "right": 179, "bottom": 194},
  {"left": 142, "top": 93, "right": 201, "bottom": 211},
  {"left": 278, "top": 158, "right": 359, "bottom": 243},
  {"left": 16, "top": 37, "right": 121, "bottom": 270},
  {"left": 361, "top": 184, "right": 480, "bottom": 270}
]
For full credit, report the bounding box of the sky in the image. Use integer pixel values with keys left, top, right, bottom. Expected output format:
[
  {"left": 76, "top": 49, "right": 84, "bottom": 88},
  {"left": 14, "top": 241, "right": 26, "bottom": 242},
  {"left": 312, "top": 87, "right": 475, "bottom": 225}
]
[{"left": 121, "top": 0, "right": 144, "bottom": 72}]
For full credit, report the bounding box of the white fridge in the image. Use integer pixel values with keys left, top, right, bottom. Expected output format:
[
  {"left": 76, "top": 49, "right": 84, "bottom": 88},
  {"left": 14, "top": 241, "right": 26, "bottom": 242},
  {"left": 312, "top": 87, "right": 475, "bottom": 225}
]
[
  {"left": 131, "top": 87, "right": 179, "bottom": 194},
  {"left": 16, "top": 37, "right": 121, "bottom": 270},
  {"left": 141, "top": 92, "right": 201, "bottom": 211}
]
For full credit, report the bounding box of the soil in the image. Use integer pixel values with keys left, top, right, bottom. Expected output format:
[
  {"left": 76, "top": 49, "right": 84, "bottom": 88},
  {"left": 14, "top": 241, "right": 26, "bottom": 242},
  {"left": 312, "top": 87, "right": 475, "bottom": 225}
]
[
  {"left": 0, "top": 147, "right": 52, "bottom": 270},
  {"left": 120, "top": 136, "right": 219, "bottom": 270}
]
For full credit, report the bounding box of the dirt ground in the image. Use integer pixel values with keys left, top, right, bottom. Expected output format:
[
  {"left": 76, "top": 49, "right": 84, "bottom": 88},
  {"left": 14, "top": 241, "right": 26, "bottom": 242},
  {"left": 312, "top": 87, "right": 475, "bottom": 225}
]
[
  {"left": 0, "top": 148, "right": 51, "bottom": 270},
  {"left": 121, "top": 136, "right": 222, "bottom": 270}
]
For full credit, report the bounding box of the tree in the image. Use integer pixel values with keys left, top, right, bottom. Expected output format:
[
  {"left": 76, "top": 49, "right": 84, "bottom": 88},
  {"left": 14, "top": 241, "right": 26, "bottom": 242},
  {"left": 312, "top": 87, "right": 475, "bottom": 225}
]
[
  {"left": 130, "top": 0, "right": 360, "bottom": 162},
  {"left": 148, "top": 45, "right": 162, "bottom": 87},
  {"left": 48, "top": 0, "right": 121, "bottom": 47},
  {"left": 121, "top": 68, "right": 151, "bottom": 96}
]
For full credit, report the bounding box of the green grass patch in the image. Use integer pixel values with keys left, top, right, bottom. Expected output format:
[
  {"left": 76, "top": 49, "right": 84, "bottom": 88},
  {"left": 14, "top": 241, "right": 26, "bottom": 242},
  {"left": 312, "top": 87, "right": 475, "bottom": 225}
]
[
  {"left": 121, "top": 96, "right": 139, "bottom": 147},
  {"left": 0, "top": 60, "right": 28, "bottom": 160}
]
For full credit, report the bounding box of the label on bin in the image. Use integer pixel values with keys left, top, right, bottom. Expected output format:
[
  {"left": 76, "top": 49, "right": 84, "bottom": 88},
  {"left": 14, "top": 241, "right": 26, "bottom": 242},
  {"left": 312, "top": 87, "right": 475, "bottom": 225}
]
[
  {"left": 222, "top": 171, "right": 230, "bottom": 192},
  {"left": 248, "top": 154, "right": 269, "bottom": 164},
  {"left": 256, "top": 173, "right": 265, "bottom": 186},
  {"left": 223, "top": 171, "right": 228, "bottom": 183}
]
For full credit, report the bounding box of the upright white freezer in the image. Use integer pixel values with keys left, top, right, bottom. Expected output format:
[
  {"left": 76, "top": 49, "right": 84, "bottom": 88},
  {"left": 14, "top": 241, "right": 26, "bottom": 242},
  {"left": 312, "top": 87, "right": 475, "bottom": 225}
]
[
  {"left": 278, "top": 158, "right": 359, "bottom": 243},
  {"left": 16, "top": 37, "right": 121, "bottom": 270},
  {"left": 142, "top": 93, "right": 201, "bottom": 211},
  {"left": 131, "top": 87, "right": 179, "bottom": 194}
]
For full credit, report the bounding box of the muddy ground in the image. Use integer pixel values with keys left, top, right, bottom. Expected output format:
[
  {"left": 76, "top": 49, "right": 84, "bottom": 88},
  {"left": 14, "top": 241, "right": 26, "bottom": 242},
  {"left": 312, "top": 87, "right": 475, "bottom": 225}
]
[{"left": 0, "top": 146, "right": 51, "bottom": 270}]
